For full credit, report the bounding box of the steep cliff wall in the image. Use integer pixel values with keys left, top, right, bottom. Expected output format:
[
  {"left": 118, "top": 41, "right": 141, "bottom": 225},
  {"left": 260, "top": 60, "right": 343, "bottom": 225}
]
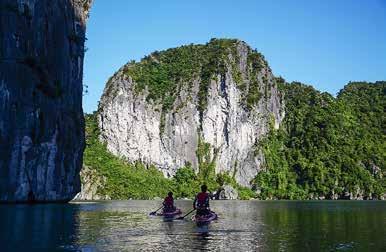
[
  {"left": 98, "top": 39, "right": 284, "bottom": 187},
  {"left": 0, "top": 0, "right": 92, "bottom": 202},
  {"left": 73, "top": 165, "right": 110, "bottom": 200}
]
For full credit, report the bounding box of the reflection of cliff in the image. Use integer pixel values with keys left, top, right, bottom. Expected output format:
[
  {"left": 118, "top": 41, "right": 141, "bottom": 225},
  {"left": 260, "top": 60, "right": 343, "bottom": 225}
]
[
  {"left": 0, "top": 0, "right": 92, "bottom": 202},
  {"left": 0, "top": 204, "right": 80, "bottom": 250},
  {"left": 74, "top": 201, "right": 158, "bottom": 251},
  {"left": 258, "top": 201, "right": 386, "bottom": 251}
]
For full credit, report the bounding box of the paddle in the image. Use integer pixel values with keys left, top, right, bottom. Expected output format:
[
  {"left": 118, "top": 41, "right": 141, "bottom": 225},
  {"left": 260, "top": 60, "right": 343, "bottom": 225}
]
[
  {"left": 176, "top": 208, "right": 196, "bottom": 220},
  {"left": 149, "top": 205, "right": 163, "bottom": 215}
]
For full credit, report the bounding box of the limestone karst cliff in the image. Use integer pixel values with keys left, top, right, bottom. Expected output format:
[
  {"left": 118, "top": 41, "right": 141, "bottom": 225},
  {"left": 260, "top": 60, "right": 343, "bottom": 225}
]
[
  {"left": 0, "top": 0, "right": 92, "bottom": 202},
  {"left": 88, "top": 40, "right": 384, "bottom": 200},
  {"left": 98, "top": 39, "right": 284, "bottom": 187}
]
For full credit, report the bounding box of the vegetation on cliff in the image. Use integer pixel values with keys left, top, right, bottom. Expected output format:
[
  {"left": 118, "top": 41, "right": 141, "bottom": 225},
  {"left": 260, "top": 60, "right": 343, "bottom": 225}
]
[
  {"left": 103, "top": 38, "right": 267, "bottom": 127},
  {"left": 83, "top": 114, "right": 173, "bottom": 199},
  {"left": 89, "top": 39, "right": 385, "bottom": 200},
  {"left": 85, "top": 81, "right": 385, "bottom": 200},
  {"left": 255, "top": 81, "right": 386, "bottom": 199},
  {"left": 83, "top": 113, "right": 254, "bottom": 199}
]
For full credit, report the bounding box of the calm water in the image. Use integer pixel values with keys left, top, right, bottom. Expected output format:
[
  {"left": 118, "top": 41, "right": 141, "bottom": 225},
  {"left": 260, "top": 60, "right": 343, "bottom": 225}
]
[{"left": 0, "top": 200, "right": 385, "bottom": 251}]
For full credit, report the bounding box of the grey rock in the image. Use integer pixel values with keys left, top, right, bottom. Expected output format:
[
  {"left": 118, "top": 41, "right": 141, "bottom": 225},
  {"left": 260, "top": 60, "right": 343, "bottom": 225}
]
[
  {"left": 329, "top": 191, "right": 339, "bottom": 200},
  {"left": 0, "top": 0, "right": 92, "bottom": 202},
  {"left": 73, "top": 165, "right": 108, "bottom": 200},
  {"left": 341, "top": 187, "right": 366, "bottom": 200},
  {"left": 217, "top": 185, "right": 239, "bottom": 200}
]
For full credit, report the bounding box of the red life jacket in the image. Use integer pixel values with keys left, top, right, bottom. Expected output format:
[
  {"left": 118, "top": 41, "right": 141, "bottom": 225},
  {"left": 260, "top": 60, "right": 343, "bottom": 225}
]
[
  {"left": 164, "top": 196, "right": 174, "bottom": 207},
  {"left": 196, "top": 192, "right": 209, "bottom": 208}
]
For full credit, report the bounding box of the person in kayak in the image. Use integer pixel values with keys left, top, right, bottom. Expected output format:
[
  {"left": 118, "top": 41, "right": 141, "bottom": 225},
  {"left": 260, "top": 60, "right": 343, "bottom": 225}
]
[
  {"left": 163, "top": 192, "right": 176, "bottom": 212},
  {"left": 193, "top": 185, "right": 211, "bottom": 216}
]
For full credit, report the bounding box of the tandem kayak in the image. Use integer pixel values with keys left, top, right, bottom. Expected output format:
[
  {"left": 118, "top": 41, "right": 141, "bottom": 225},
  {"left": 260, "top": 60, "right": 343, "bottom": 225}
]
[
  {"left": 192, "top": 211, "right": 218, "bottom": 225},
  {"left": 156, "top": 208, "right": 182, "bottom": 218}
]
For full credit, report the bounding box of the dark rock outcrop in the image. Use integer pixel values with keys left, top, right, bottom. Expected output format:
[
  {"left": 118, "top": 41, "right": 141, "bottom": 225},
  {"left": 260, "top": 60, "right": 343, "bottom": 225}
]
[{"left": 0, "top": 0, "right": 92, "bottom": 202}]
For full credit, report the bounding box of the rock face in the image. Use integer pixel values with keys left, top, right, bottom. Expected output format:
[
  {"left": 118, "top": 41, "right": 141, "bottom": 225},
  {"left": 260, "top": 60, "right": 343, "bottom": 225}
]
[
  {"left": 0, "top": 0, "right": 92, "bottom": 202},
  {"left": 216, "top": 185, "right": 239, "bottom": 200},
  {"left": 73, "top": 165, "right": 110, "bottom": 200},
  {"left": 98, "top": 39, "right": 284, "bottom": 187}
]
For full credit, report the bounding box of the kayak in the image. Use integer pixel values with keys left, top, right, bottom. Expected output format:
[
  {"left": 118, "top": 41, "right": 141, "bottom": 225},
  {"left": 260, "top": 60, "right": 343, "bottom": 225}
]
[
  {"left": 156, "top": 208, "right": 182, "bottom": 218},
  {"left": 192, "top": 211, "right": 218, "bottom": 225}
]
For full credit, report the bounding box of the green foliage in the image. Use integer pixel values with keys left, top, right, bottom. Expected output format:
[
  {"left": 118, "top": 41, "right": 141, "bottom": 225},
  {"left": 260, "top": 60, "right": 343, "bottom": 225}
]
[
  {"left": 216, "top": 172, "right": 256, "bottom": 199},
  {"left": 246, "top": 80, "right": 263, "bottom": 110},
  {"left": 105, "top": 38, "right": 266, "bottom": 124},
  {"left": 159, "top": 111, "right": 166, "bottom": 136},
  {"left": 123, "top": 39, "right": 239, "bottom": 113},
  {"left": 196, "top": 137, "right": 219, "bottom": 191},
  {"left": 83, "top": 114, "right": 252, "bottom": 199},
  {"left": 216, "top": 172, "right": 234, "bottom": 186},
  {"left": 172, "top": 165, "right": 200, "bottom": 198},
  {"left": 247, "top": 51, "right": 264, "bottom": 72},
  {"left": 83, "top": 113, "right": 174, "bottom": 199},
  {"left": 244, "top": 50, "right": 266, "bottom": 110},
  {"left": 254, "top": 81, "right": 386, "bottom": 199},
  {"left": 237, "top": 187, "right": 257, "bottom": 200},
  {"left": 197, "top": 39, "right": 241, "bottom": 116}
]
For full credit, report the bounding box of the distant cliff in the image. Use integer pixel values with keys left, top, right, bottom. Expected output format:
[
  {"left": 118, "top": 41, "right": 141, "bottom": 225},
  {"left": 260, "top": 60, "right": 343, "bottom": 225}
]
[
  {"left": 98, "top": 39, "right": 284, "bottom": 187},
  {"left": 0, "top": 0, "right": 92, "bottom": 202}
]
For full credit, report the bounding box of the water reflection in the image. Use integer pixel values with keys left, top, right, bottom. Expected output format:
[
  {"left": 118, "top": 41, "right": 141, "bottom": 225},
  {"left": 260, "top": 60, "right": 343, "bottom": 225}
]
[
  {"left": 192, "top": 231, "right": 211, "bottom": 251},
  {"left": 0, "top": 204, "right": 80, "bottom": 251},
  {"left": 196, "top": 224, "right": 209, "bottom": 234},
  {"left": 0, "top": 200, "right": 385, "bottom": 251},
  {"left": 258, "top": 201, "right": 386, "bottom": 251}
]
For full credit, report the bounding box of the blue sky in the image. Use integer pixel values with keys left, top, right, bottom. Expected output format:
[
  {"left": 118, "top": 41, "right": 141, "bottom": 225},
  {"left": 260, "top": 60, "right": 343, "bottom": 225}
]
[{"left": 83, "top": 0, "right": 386, "bottom": 113}]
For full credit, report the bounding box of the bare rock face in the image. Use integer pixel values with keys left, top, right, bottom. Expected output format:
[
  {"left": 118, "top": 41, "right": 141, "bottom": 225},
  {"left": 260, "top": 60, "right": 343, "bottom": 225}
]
[
  {"left": 98, "top": 39, "right": 284, "bottom": 187},
  {"left": 0, "top": 0, "right": 92, "bottom": 202},
  {"left": 216, "top": 185, "right": 239, "bottom": 200},
  {"left": 73, "top": 165, "right": 110, "bottom": 201}
]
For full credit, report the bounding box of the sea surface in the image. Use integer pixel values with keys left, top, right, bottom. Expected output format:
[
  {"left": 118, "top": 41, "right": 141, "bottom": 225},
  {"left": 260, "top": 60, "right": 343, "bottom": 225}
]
[{"left": 0, "top": 200, "right": 385, "bottom": 251}]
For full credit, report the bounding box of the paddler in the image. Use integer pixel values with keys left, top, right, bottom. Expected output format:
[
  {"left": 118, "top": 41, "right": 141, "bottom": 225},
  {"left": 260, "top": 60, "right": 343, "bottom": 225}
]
[
  {"left": 193, "top": 184, "right": 211, "bottom": 216},
  {"left": 163, "top": 192, "right": 176, "bottom": 212}
]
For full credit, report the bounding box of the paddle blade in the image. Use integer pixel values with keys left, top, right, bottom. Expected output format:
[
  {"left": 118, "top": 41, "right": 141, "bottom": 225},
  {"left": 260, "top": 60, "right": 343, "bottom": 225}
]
[{"left": 149, "top": 212, "right": 156, "bottom": 216}]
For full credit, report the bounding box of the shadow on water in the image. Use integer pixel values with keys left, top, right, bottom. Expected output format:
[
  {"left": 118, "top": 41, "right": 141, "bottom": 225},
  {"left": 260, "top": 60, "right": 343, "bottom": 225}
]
[
  {"left": 196, "top": 224, "right": 209, "bottom": 234},
  {"left": 192, "top": 228, "right": 212, "bottom": 251}
]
